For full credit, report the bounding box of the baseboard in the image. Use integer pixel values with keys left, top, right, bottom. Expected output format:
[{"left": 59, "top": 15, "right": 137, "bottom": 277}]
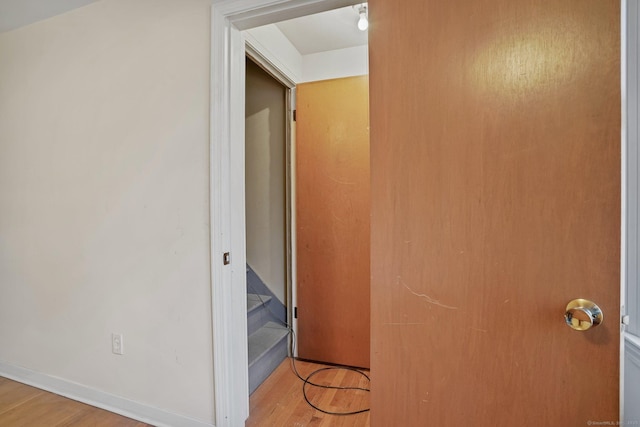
[{"left": 0, "top": 361, "right": 214, "bottom": 427}]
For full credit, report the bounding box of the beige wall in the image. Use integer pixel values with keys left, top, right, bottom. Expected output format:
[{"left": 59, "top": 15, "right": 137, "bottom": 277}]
[
  {"left": 245, "top": 59, "right": 287, "bottom": 303},
  {"left": 0, "top": 0, "right": 214, "bottom": 423}
]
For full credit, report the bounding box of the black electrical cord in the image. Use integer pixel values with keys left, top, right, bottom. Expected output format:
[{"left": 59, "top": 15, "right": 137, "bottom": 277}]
[
  {"left": 301, "top": 367, "right": 371, "bottom": 416},
  {"left": 248, "top": 283, "right": 371, "bottom": 415},
  {"left": 289, "top": 329, "right": 370, "bottom": 416}
]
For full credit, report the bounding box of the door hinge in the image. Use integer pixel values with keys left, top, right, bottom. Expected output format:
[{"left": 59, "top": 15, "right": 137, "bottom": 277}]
[
  {"left": 223, "top": 252, "right": 231, "bottom": 265},
  {"left": 622, "top": 314, "right": 631, "bottom": 326},
  {"left": 292, "top": 110, "right": 297, "bottom": 121},
  {"left": 294, "top": 307, "right": 298, "bottom": 319}
]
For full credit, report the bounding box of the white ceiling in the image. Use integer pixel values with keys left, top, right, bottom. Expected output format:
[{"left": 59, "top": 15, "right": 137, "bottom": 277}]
[
  {"left": 0, "top": 1, "right": 368, "bottom": 54},
  {"left": 275, "top": 5, "right": 368, "bottom": 55}
]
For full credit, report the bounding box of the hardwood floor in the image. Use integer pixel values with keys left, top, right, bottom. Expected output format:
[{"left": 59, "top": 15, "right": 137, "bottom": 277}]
[
  {"left": 246, "top": 358, "right": 370, "bottom": 427},
  {"left": 0, "top": 377, "right": 151, "bottom": 427},
  {"left": 1, "top": 359, "right": 370, "bottom": 427}
]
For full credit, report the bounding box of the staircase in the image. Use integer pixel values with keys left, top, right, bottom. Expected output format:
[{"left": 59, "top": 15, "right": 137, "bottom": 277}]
[{"left": 247, "top": 267, "right": 289, "bottom": 395}]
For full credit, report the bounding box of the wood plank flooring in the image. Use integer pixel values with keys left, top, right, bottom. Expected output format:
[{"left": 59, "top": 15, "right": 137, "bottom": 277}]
[
  {"left": 246, "top": 358, "right": 370, "bottom": 426},
  {"left": 1, "top": 359, "right": 370, "bottom": 427},
  {"left": 0, "top": 377, "right": 151, "bottom": 427}
]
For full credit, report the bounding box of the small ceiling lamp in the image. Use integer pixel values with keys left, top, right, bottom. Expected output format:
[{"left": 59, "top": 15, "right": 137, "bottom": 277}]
[{"left": 356, "top": 4, "right": 368, "bottom": 31}]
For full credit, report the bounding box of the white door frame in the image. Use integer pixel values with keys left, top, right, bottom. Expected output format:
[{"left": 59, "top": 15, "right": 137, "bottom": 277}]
[{"left": 209, "top": 1, "right": 356, "bottom": 425}]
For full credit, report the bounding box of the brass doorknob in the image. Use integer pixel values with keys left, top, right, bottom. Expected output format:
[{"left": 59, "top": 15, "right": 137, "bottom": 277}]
[{"left": 564, "top": 299, "right": 603, "bottom": 331}]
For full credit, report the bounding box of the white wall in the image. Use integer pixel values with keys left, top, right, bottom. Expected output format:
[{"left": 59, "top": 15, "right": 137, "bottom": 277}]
[
  {"left": 626, "top": 338, "right": 640, "bottom": 423},
  {"left": 300, "top": 45, "right": 368, "bottom": 83},
  {"left": 245, "top": 59, "right": 287, "bottom": 304},
  {"left": 0, "top": 0, "right": 214, "bottom": 424}
]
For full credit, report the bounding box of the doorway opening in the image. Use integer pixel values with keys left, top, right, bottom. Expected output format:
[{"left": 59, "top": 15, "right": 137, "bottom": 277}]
[
  {"left": 210, "top": 1, "right": 328, "bottom": 421},
  {"left": 239, "top": 3, "right": 371, "bottom": 424},
  {"left": 244, "top": 56, "right": 291, "bottom": 396}
]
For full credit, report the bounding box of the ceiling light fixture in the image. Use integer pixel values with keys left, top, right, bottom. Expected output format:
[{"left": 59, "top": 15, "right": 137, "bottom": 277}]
[{"left": 356, "top": 4, "right": 368, "bottom": 31}]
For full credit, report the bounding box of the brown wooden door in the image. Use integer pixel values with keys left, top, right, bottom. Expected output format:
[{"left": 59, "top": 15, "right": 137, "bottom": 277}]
[
  {"left": 369, "top": 0, "right": 620, "bottom": 425},
  {"left": 296, "top": 76, "right": 370, "bottom": 369}
]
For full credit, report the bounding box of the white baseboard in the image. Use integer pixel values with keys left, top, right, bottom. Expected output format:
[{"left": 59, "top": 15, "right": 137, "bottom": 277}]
[{"left": 0, "top": 361, "right": 214, "bottom": 427}]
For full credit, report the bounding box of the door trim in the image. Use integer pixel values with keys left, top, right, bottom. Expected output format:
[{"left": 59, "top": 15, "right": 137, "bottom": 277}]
[
  {"left": 209, "top": 1, "right": 357, "bottom": 425},
  {"left": 245, "top": 36, "right": 297, "bottom": 88}
]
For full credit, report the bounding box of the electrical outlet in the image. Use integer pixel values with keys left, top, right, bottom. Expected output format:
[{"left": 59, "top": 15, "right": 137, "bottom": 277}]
[{"left": 112, "top": 333, "right": 124, "bottom": 355}]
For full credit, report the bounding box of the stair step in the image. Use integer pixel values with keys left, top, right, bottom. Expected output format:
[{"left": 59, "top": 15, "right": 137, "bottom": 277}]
[
  {"left": 248, "top": 321, "right": 288, "bottom": 367},
  {"left": 247, "top": 294, "right": 280, "bottom": 336},
  {"left": 247, "top": 293, "right": 272, "bottom": 314},
  {"left": 248, "top": 322, "right": 289, "bottom": 394}
]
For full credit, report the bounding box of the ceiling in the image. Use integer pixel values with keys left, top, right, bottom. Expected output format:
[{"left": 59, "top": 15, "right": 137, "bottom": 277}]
[
  {"left": 0, "top": 1, "right": 368, "bottom": 54},
  {"left": 275, "top": 5, "right": 368, "bottom": 55}
]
